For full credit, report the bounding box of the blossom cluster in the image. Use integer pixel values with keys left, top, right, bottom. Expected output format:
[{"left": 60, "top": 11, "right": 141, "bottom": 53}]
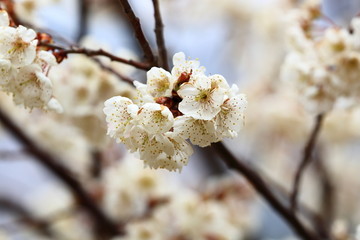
[
  {"left": 0, "top": 10, "right": 60, "bottom": 111},
  {"left": 12, "top": 155, "right": 256, "bottom": 240},
  {"left": 104, "top": 157, "right": 256, "bottom": 240},
  {"left": 281, "top": 3, "right": 360, "bottom": 113},
  {"left": 104, "top": 52, "right": 247, "bottom": 171}
]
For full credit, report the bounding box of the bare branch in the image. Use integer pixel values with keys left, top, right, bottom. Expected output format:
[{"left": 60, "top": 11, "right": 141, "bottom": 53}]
[
  {"left": 62, "top": 48, "right": 151, "bottom": 70},
  {"left": 0, "top": 108, "right": 124, "bottom": 238},
  {"left": 117, "top": 0, "right": 155, "bottom": 63},
  {"left": 212, "top": 142, "right": 319, "bottom": 240},
  {"left": 314, "top": 153, "right": 335, "bottom": 236},
  {"left": 291, "top": 113, "right": 325, "bottom": 212},
  {"left": 152, "top": 0, "right": 169, "bottom": 71},
  {"left": 39, "top": 43, "right": 151, "bottom": 71}
]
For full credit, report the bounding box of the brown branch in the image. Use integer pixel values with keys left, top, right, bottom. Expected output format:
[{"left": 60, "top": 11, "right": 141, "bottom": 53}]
[
  {"left": 0, "top": 108, "right": 124, "bottom": 238},
  {"left": 152, "top": 0, "right": 169, "bottom": 71},
  {"left": 314, "top": 152, "right": 335, "bottom": 236},
  {"left": 212, "top": 142, "right": 319, "bottom": 240},
  {"left": 290, "top": 113, "right": 325, "bottom": 212},
  {"left": 39, "top": 43, "right": 136, "bottom": 85},
  {"left": 39, "top": 43, "right": 151, "bottom": 71},
  {"left": 62, "top": 48, "right": 151, "bottom": 70},
  {"left": 117, "top": 0, "right": 155, "bottom": 63},
  {"left": 262, "top": 169, "right": 331, "bottom": 239}
]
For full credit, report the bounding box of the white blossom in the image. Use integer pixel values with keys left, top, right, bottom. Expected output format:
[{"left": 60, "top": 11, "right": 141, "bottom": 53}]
[
  {"left": 146, "top": 67, "right": 173, "bottom": 98},
  {"left": 216, "top": 94, "right": 247, "bottom": 138},
  {"left": 149, "top": 132, "right": 193, "bottom": 171},
  {"left": 5, "top": 65, "right": 53, "bottom": 108},
  {"left": 0, "top": 59, "right": 13, "bottom": 85},
  {"left": 282, "top": 7, "right": 360, "bottom": 113},
  {"left": 104, "top": 52, "right": 247, "bottom": 171},
  {"left": 132, "top": 128, "right": 174, "bottom": 161},
  {"left": 103, "top": 96, "right": 138, "bottom": 142},
  {"left": 0, "top": 25, "right": 37, "bottom": 67},
  {"left": 0, "top": 10, "right": 10, "bottom": 27},
  {"left": 133, "top": 80, "right": 155, "bottom": 105},
  {"left": 171, "top": 52, "right": 205, "bottom": 81},
  {"left": 178, "top": 74, "right": 226, "bottom": 120},
  {"left": 137, "top": 103, "right": 174, "bottom": 134},
  {"left": 0, "top": 10, "right": 60, "bottom": 110},
  {"left": 173, "top": 116, "right": 218, "bottom": 147}
]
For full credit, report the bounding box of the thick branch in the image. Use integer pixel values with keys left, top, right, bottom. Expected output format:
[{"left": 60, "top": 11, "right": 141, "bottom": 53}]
[
  {"left": 118, "top": 0, "right": 155, "bottom": 63},
  {"left": 291, "top": 114, "right": 325, "bottom": 212},
  {"left": 152, "top": 0, "right": 169, "bottom": 71},
  {"left": 212, "top": 142, "right": 319, "bottom": 240},
  {"left": 0, "top": 108, "right": 124, "bottom": 238}
]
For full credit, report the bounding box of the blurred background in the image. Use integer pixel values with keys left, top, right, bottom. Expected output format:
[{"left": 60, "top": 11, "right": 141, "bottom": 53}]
[{"left": 1, "top": 0, "right": 360, "bottom": 239}]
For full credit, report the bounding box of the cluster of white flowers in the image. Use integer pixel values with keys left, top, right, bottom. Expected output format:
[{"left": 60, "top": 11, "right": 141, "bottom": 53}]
[
  {"left": 281, "top": 3, "right": 360, "bottom": 113},
  {"left": 104, "top": 157, "right": 255, "bottom": 240},
  {"left": 0, "top": 10, "right": 60, "bottom": 111},
  {"left": 116, "top": 193, "right": 245, "bottom": 240},
  {"left": 104, "top": 52, "right": 247, "bottom": 171},
  {"left": 12, "top": 155, "right": 255, "bottom": 240},
  {"left": 102, "top": 155, "right": 172, "bottom": 221}
]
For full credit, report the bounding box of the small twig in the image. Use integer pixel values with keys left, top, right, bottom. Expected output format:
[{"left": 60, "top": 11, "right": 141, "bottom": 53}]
[
  {"left": 212, "top": 142, "right": 319, "bottom": 240},
  {"left": 152, "top": 0, "right": 169, "bottom": 70},
  {"left": 39, "top": 42, "right": 136, "bottom": 85},
  {"left": 0, "top": 108, "right": 124, "bottom": 238},
  {"left": 76, "top": 0, "right": 89, "bottom": 43},
  {"left": 39, "top": 43, "right": 151, "bottom": 71},
  {"left": 290, "top": 113, "right": 325, "bottom": 212},
  {"left": 91, "top": 57, "right": 135, "bottom": 85},
  {"left": 118, "top": 0, "right": 155, "bottom": 63},
  {"left": 63, "top": 48, "right": 149, "bottom": 70},
  {"left": 262, "top": 169, "right": 331, "bottom": 239}
]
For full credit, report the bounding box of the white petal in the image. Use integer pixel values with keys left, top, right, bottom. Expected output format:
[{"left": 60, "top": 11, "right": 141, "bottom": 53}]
[
  {"left": 146, "top": 67, "right": 173, "bottom": 97},
  {"left": 0, "top": 10, "right": 10, "bottom": 27},
  {"left": 216, "top": 94, "right": 247, "bottom": 138},
  {"left": 173, "top": 116, "right": 219, "bottom": 147},
  {"left": 103, "top": 96, "right": 135, "bottom": 141},
  {"left": 137, "top": 103, "right": 174, "bottom": 134}
]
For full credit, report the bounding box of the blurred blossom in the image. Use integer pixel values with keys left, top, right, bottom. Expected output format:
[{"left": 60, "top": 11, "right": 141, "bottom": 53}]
[{"left": 1, "top": 0, "right": 360, "bottom": 239}]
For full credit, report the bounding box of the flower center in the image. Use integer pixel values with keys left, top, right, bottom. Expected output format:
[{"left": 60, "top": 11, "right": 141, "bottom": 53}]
[
  {"left": 195, "top": 90, "right": 210, "bottom": 102},
  {"left": 8, "top": 38, "right": 29, "bottom": 54}
]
